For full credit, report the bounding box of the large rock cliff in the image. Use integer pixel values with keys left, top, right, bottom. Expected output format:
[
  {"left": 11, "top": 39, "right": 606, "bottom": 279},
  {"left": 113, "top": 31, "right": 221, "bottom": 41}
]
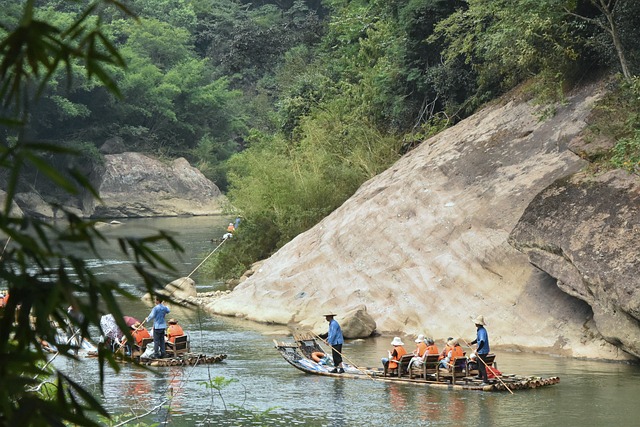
[
  {"left": 205, "top": 81, "right": 638, "bottom": 361},
  {"left": 92, "top": 153, "right": 224, "bottom": 218},
  {"left": 509, "top": 170, "right": 640, "bottom": 358}
]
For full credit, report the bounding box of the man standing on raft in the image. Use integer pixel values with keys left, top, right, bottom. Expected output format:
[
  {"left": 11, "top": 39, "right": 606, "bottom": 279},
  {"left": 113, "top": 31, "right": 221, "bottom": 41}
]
[
  {"left": 470, "top": 315, "right": 490, "bottom": 385},
  {"left": 324, "top": 313, "right": 345, "bottom": 374}
]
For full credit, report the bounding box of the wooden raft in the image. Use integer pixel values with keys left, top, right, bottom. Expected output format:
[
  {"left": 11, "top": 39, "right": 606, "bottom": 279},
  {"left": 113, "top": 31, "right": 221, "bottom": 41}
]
[
  {"left": 275, "top": 334, "right": 561, "bottom": 393},
  {"left": 140, "top": 353, "right": 227, "bottom": 367}
]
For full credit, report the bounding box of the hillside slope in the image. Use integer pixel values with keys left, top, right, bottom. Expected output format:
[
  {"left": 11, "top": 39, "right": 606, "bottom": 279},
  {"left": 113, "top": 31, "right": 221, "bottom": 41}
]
[{"left": 207, "top": 81, "right": 636, "bottom": 361}]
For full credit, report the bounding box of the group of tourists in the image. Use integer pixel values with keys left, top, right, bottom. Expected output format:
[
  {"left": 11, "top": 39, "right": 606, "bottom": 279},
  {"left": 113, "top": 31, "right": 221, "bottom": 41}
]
[
  {"left": 381, "top": 315, "right": 491, "bottom": 383},
  {"left": 101, "top": 296, "right": 187, "bottom": 359},
  {"left": 320, "top": 313, "right": 492, "bottom": 385}
]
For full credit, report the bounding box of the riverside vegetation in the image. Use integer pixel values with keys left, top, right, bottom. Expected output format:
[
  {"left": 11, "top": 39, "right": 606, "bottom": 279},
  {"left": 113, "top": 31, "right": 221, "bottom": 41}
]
[{"left": 1, "top": 1, "right": 640, "bottom": 425}]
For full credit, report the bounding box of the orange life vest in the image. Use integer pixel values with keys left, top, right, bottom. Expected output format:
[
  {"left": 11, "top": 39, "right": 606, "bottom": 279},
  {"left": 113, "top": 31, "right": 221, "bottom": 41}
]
[
  {"left": 132, "top": 328, "right": 151, "bottom": 346},
  {"left": 167, "top": 324, "right": 185, "bottom": 343},
  {"left": 426, "top": 344, "right": 439, "bottom": 355},
  {"left": 449, "top": 345, "right": 464, "bottom": 363},
  {"left": 439, "top": 344, "right": 452, "bottom": 361},
  {"left": 415, "top": 341, "right": 427, "bottom": 357},
  {"left": 389, "top": 345, "right": 407, "bottom": 369}
]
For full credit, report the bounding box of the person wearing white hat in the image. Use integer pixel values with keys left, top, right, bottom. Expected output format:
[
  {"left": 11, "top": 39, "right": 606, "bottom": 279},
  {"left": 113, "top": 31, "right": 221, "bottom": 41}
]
[
  {"left": 381, "top": 337, "right": 407, "bottom": 375},
  {"left": 324, "top": 313, "right": 344, "bottom": 373},
  {"left": 413, "top": 334, "right": 427, "bottom": 357},
  {"left": 470, "top": 315, "right": 491, "bottom": 385}
]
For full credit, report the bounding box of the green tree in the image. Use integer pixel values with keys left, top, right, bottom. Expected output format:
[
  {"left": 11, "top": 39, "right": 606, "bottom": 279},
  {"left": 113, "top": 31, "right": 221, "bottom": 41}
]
[{"left": 0, "top": 2, "right": 183, "bottom": 425}]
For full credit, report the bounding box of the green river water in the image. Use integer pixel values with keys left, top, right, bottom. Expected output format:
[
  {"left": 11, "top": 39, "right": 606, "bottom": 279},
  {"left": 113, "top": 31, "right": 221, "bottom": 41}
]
[{"left": 53, "top": 216, "right": 640, "bottom": 426}]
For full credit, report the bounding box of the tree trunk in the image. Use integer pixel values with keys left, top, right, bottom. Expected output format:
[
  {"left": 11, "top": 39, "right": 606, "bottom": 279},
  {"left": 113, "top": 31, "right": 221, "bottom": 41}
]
[{"left": 596, "top": 0, "right": 632, "bottom": 80}]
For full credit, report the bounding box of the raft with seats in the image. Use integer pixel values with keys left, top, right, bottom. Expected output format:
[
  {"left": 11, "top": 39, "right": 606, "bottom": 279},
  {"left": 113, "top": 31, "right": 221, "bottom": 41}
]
[{"left": 274, "top": 332, "right": 560, "bottom": 392}]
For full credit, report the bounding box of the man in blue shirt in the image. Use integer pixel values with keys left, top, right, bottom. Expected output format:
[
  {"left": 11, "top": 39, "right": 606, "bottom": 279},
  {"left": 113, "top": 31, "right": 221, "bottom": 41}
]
[
  {"left": 470, "top": 315, "right": 490, "bottom": 384},
  {"left": 325, "top": 313, "right": 344, "bottom": 374},
  {"left": 144, "top": 296, "right": 170, "bottom": 359}
]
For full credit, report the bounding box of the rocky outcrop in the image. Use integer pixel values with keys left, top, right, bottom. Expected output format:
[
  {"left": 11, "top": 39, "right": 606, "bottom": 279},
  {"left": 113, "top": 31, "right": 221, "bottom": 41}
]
[
  {"left": 509, "top": 170, "right": 640, "bottom": 358},
  {"left": 142, "top": 277, "right": 197, "bottom": 305},
  {"left": 334, "top": 306, "right": 376, "bottom": 339},
  {"left": 1, "top": 190, "right": 24, "bottom": 218},
  {"left": 205, "top": 81, "right": 636, "bottom": 361},
  {"left": 92, "top": 153, "right": 224, "bottom": 218}
]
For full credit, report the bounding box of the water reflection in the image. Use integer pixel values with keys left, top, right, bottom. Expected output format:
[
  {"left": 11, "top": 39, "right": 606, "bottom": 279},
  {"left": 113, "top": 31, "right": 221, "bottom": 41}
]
[
  {"left": 386, "top": 383, "right": 408, "bottom": 413},
  {"left": 328, "top": 379, "right": 346, "bottom": 427},
  {"left": 123, "top": 370, "right": 153, "bottom": 407}
]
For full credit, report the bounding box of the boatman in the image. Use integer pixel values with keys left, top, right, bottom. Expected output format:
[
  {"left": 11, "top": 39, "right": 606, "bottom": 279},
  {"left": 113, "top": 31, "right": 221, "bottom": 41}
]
[
  {"left": 324, "top": 313, "right": 344, "bottom": 374},
  {"left": 144, "top": 296, "right": 170, "bottom": 359},
  {"left": 470, "top": 315, "right": 490, "bottom": 385}
]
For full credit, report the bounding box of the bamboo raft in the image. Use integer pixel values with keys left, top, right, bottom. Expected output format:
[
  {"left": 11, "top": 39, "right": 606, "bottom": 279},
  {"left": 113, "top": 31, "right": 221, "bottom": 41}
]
[
  {"left": 141, "top": 353, "right": 227, "bottom": 367},
  {"left": 274, "top": 333, "right": 559, "bottom": 392},
  {"left": 86, "top": 351, "right": 227, "bottom": 367}
]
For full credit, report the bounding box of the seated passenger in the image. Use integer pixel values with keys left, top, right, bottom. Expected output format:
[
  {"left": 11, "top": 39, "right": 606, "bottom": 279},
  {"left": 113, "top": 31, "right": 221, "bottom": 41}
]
[
  {"left": 124, "top": 322, "right": 151, "bottom": 355},
  {"left": 132, "top": 322, "right": 151, "bottom": 346},
  {"left": 425, "top": 337, "right": 439, "bottom": 355},
  {"left": 408, "top": 334, "right": 433, "bottom": 369},
  {"left": 100, "top": 314, "right": 124, "bottom": 352},
  {"left": 438, "top": 336, "right": 454, "bottom": 361},
  {"left": 413, "top": 334, "right": 428, "bottom": 357},
  {"left": 381, "top": 337, "right": 407, "bottom": 375},
  {"left": 468, "top": 352, "right": 478, "bottom": 371},
  {"left": 166, "top": 318, "right": 185, "bottom": 344},
  {"left": 439, "top": 338, "right": 464, "bottom": 369}
]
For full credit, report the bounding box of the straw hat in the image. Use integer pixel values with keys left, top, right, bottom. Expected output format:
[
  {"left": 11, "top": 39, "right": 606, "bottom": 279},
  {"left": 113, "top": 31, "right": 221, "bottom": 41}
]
[
  {"left": 168, "top": 318, "right": 178, "bottom": 324},
  {"left": 473, "top": 315, "right": 487, "bottom": 326},
  {"left": 415, "top": 334, "right": 425, "bottom": 343},
  {"left": 323, "top": 313, "right": 337, "bottom": 317},
  {"left": 391, "top": 337, "right": 404, "bottom": 346}
]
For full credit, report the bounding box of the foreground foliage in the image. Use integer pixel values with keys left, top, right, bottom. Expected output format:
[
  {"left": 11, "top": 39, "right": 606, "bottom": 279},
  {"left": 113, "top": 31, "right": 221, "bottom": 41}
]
[{"left": 0, "top": 2, "right": 182, "bottom": 425}]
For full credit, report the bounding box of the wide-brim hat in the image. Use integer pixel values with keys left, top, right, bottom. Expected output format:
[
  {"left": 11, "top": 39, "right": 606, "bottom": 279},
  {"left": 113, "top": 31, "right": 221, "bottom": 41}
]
[
  {"left": 473, "top": 315, "right": 487, "bottom": 326},
  {"left": 391, "top": 336, "right": 404, "bottom": 346},
  {"left": 323, "top": 313, "right": 336, "bottom": 317},
  {"left": 168, "top": 318, "right": 178, "bottom": 324},
  {"left": 415, "top": 334, "right": 425, "bottom": 343}
]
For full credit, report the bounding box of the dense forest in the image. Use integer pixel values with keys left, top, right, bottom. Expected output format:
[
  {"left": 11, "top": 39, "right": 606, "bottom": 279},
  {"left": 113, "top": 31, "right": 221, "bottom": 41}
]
[{"left": 2, "top": 0, "right": 640, "bottom": 280}]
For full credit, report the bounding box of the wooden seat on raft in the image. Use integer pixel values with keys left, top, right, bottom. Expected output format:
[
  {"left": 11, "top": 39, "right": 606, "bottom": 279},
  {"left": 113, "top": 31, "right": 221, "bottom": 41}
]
[
  {"left": 384, "top": 354, "right": 414, "bottom": 377},
  {"left": 467, "top": 353, "right": 497, "bottom": 376},
  {"left": 166, "top": 335, "right": 189, "bottom": 358},
  {"left": 437, "top": 356, "right": 468, "bottom": 384},
  {"left": 132, "top": 337, "right": 153, "bottom": 357},
  {"left": 409, "top": 353, "right": 440, "bottom": 379}
]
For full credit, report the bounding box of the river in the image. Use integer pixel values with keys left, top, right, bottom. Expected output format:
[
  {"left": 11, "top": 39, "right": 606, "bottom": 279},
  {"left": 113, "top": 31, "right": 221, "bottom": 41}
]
[{"left": 53, "top": 216, "right": 640, "bottom": 426}]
